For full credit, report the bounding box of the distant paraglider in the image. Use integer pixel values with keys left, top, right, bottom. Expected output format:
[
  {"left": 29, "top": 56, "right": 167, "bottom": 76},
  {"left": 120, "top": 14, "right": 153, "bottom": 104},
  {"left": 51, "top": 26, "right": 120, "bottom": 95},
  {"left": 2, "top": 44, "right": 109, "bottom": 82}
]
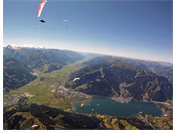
[
  {"left": 35, "top": 26, "right": 38, "bottom": 31},
  {"left": 32, "top": 124, "right": 39, "bottom": 130},
  {"left": 80, "top": 103, "right": 84, "bottom": 108},
  {"left": 37, "top": 1, "right": 47, "bottom": 23},
  {"left": 73, "top": 78, "right": 80, "bottom": 82},
  {"left": 63, "top": 19, "right": 70, "bottom": 27}
]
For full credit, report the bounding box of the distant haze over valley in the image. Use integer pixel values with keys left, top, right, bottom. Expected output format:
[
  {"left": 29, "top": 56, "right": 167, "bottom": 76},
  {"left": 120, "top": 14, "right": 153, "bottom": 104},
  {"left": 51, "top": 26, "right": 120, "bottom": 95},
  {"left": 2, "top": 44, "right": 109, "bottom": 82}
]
[{"left": 3, "top": 44, "right": 173, "bottom": 64}]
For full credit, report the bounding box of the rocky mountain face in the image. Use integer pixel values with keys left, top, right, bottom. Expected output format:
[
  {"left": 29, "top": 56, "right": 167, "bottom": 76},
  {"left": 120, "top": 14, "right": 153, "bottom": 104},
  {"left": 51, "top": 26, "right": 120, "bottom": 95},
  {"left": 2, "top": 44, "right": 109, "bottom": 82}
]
[
  {"left": 84, "top": 56, "right": 172, "bottom": 81},
  {"left": 156, "top": 66, "right": 173, "bottom": 84},
  {"left": 3, "top": 45, "right": 85, "bottom": 73},
  {"left": 3, "top": 55, "right": 36, "bottom": 92},
  {"left": 65, "top": 56, "right": 172, "bottom": 102},
  {"left": 117, "top": 58, "right": 172, "bottom": 83}
]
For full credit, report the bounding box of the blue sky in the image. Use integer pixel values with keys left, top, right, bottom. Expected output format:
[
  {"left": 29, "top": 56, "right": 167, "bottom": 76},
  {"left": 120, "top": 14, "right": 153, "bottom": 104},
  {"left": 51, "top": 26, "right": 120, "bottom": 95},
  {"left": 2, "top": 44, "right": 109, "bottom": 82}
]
[{"left": 3, "top": 0, "right": 173, "bottom": 62}]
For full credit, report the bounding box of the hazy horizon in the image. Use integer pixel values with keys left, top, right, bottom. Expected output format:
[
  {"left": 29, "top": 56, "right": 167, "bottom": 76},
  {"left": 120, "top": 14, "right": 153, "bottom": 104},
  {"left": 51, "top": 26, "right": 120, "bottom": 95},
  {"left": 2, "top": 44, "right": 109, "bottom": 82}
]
[{"left": 3, "top": 43, "right": 173, "bottom": 64}]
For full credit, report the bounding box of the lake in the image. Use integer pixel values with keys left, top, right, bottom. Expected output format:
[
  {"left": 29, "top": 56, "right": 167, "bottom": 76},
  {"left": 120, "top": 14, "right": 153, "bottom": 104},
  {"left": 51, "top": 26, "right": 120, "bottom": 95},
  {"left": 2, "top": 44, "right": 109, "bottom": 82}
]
[{"left": 72, "top": 96, "right": 162, "bottom": 117}]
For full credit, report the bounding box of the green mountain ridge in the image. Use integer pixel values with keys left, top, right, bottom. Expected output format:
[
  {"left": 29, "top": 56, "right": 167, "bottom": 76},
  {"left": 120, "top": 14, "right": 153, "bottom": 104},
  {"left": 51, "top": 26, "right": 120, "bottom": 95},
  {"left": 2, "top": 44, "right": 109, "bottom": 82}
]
[
  {"left": 3, "top": 102, "right": 173, "bottom": 130},
  {"left": 3, "top": 55, "right": 36, "bottom": 92},
  {"left": 65, "top": 56, "right": 172, "bottom": 102}
]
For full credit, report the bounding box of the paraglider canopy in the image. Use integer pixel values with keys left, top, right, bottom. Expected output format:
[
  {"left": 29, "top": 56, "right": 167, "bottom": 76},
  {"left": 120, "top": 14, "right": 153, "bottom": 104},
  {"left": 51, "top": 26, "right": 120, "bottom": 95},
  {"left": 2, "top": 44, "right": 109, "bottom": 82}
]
[
  {"left": 73, "top": 78, "right": 80, "bottom": 82},
  {"left": 80, "top": 103, "right": 84, "bottom": 108},
  {"left": 63, "top": 20, "right": 70, "bottom": 22},
  {"left": 32, "top": 124, "right": 39, "bottom": 130},
  {"left": 37, "top": 1, "right": 47, "bottom": 17},
  {"left": 32, "top": 125, "right": 38, "bottom": 128}
]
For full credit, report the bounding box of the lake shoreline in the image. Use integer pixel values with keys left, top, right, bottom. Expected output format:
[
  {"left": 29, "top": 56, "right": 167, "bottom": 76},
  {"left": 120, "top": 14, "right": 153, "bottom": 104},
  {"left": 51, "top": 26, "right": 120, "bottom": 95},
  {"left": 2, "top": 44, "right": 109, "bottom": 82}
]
[
  {"left": 110, "top": 96, "right": 132, "bottom": 103},
  {"left": 71, "top": 96, "right": 162, "bottom": 117},
  {"left": 71, "top": 95, "right": 171, "bottom": 117}
]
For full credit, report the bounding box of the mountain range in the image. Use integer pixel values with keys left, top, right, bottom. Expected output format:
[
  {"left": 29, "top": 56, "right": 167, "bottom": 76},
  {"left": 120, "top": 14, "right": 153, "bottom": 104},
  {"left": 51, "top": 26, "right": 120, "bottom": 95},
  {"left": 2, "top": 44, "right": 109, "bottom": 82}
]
[
  {"left": 3, "top": 46, "right": 172, "bottom": 100},
  {"left": 65, "top": 56, "right": 172, "bottom": 102},
  {"left": 3, "top": 45, "right": 85, "bottom": 73}
]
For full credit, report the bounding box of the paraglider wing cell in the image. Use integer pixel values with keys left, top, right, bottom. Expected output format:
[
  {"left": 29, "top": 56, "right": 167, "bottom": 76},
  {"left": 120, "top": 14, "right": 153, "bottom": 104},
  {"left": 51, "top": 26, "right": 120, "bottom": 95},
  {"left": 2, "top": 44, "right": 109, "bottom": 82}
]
[{"left": 37, "top": 1, "right": 47, "bottom": 17}]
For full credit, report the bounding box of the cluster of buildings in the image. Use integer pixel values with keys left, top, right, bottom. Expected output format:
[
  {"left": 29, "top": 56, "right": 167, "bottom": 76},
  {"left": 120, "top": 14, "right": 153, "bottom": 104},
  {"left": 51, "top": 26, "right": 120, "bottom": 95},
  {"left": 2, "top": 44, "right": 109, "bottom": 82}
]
[{"left": 52, "top": 85, "right": 90, "bottom": 99}]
